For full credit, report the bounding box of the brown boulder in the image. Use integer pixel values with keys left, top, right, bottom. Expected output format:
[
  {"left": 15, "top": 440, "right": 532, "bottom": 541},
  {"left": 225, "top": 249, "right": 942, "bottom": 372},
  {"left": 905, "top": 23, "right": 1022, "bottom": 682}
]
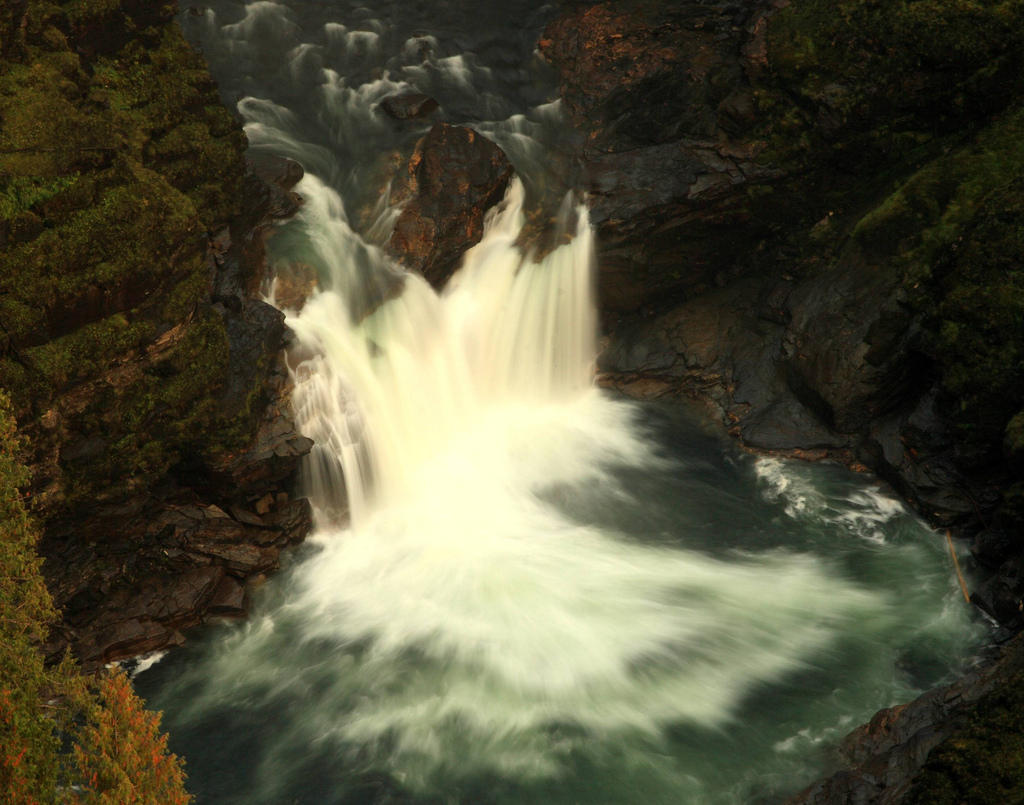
[
  {"left": 43, "top": 494, "right": 314, "bottom": 669},
  {"left": 208, "top": 575, "right": 249, "bottom": 617},
  {"left": 388, "top": 123, "right": 513, "bottom": 288}
]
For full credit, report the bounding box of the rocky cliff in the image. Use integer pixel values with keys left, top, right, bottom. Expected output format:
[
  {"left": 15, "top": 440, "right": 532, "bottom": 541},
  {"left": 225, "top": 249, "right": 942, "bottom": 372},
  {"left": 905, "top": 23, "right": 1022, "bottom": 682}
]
[
  {"left": 537, "top": 0, "right": 1024, "bottom": 801},
  {"left": 4, "top": 0, "right": 1022, "bottom": 799},
  {"left": 0, "top": 0, "right": 312, "bottom": 667},
  {"left": 539, "top": 0, "right": 1024, "bottom": 623}
]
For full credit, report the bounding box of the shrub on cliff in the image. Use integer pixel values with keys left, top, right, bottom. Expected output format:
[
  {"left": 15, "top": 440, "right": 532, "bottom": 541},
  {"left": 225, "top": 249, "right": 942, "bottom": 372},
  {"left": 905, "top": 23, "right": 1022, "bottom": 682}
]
[
  {"left": 69, "top": 669, "right": 190, "bottom": 805},
  {"left": 0, "top": 389, "right": 61, "bottom": 801},
  {"left": 0, "top": 391, "right": 191, "bottom": 803}
]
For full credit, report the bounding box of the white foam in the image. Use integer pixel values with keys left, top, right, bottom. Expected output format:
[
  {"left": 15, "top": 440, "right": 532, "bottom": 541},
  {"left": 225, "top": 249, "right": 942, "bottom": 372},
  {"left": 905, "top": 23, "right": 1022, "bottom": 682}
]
[{"left": 245, "top": 173, "right": 889, "bottom": 784}]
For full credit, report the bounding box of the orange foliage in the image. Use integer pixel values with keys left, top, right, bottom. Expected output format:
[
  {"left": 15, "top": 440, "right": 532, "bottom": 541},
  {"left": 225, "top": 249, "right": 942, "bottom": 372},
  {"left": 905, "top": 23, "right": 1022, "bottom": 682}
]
[{"left": 70, "top": 669, "right": 191, "bottom": 805}]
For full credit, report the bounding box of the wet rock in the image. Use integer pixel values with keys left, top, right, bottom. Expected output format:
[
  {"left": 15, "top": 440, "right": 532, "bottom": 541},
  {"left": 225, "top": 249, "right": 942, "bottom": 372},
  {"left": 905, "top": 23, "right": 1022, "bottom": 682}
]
[
  {"left": 270, "top": 261, "right": 319, "bottom": 312},
  {"left": 246, "top": 152, "right": 304, "bottom": 193},
  {"left": 186, "top": 540, "right": 278, "bottom": 576},
  {"left": 243, "top": 152, "right": 304, "bottom": 222},
  {"left": 388, "top": 123, "right": 513, "bottom": 288},
  {"left": 971, "top": 558, "right": 1024, "bottom": 630},
  {"left": 208, "top": 409, "right": 314, "bottom": 501},
  {"left": 786, "top": 636, "right": 1024, "bottom": 804},
  {"left": 540, "top": 1, "right": 780, "bottom": 313},
  {"left": 264, "top": 497, "right": 315, "bottom": 545},
  {"left": 89, "top": 619, "right": 176, "bottom": 665},
  {"left": 146, "top": 566, "right": 226, "bottom": 623},
  {"left": 379, "top": 92, "right": 438, "bottom": 120},
  {"left": 208, "top": 575, "right": 248, "bottom": 617},
  {"left": 43, "top": 491, "right": 315, "bottom": 668},
  {"left": 782, "top": 258, "right": 924, "bottom": 435},
  {"left": 599, "top": 277, "right": 849, "bottom": 455},
  {"left": 972, "top": 528, "right": 1019, "bottom": 569}
]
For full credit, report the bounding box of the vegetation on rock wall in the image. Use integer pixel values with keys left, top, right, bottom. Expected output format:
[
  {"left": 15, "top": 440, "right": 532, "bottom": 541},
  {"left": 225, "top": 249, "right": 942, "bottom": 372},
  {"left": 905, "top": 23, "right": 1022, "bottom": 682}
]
[
  {"left": 762, "top": 0, "right": 1024, "bottom": 175},
  {"left": 1, "top": 391, "right": 191, "bottom": 803},
  {"left": 761, "top": 0, "right": 1024, "bottom": 516},
  {"left": 905, "top": 657, "right": 1024, "bottom": 805},
  {"left": 757, "top": 1, "right": 1024, "bottom": 795},
  {"left": 751, "top": 0, "right": 1024, "bottom": 266},
  {"left": 0, "top": 0, "right": 249, "bottom": 512},
  {"left": 848, "top": 106, "right": 1024, "bottom": 446}
]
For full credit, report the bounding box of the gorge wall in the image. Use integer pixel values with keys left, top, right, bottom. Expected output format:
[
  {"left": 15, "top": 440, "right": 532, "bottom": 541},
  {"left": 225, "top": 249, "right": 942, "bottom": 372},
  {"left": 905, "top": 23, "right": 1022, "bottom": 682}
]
[
  {"left": 3, "top": 0, "right": 1023, "bottom": 802},
  {"left": 537, "top": 0, "right": 1024, "bottom": 628},
  {"left": 534, "top": 0, "right": 1024, "bottom": 801},
  {"left": 0, "top": 0, "right": 312, "bottom": 667}
]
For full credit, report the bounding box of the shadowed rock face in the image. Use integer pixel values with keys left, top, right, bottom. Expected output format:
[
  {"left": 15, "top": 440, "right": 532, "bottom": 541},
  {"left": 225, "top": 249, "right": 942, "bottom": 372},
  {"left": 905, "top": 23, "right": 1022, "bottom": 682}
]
[
  {"left": 550, "top": 0, "right": 1024, "bottom": 801},
  {"left": 0, "top": 1, "right": 318, "bottom": 666},
  {"left": 388, "top": 123, "right": 514, "bottom": 289},
  {"left": 47, "top": 494, "right": 313, "bottom": 667},
  {"left": 540, "top": 0, "right": 781, "bottom": 313}
]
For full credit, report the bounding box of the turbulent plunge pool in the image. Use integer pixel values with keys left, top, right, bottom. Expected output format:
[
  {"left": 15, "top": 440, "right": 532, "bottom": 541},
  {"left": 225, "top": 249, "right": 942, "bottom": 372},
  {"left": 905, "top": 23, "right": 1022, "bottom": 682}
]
[{"left": 136, "top": 2, "right": 989, "bottom": 802}]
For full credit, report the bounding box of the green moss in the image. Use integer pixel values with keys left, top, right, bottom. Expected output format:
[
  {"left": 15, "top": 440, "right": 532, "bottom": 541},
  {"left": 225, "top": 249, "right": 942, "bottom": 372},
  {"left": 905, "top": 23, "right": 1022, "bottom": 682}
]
[
  {"left": 1006, "top": 412, "right": 1024, "bottom": 458},
  {"left": 928, "top": 183, "right": 1024, "bottom": 441},
  {"left": 906, "top": 666, "right": 1024, "bottom": 805},
  {"left": 0, "top": 174, "right": 79, "bottom": 219},
  {"left": 24, "top": 314, "right": 151, "bottom": 390},
  {"left": 796, "top": 96, "right": 1024, "bottom": 454},
  {"left": 852, "top": 105, "right": 1024, "bottom": 274},
  {"left": 59, "top": 307, "right": 234, "bottom": 506},
  {"left": 746, "top": 0, "right": 1024, "bottom": 244},
  {"left": 0, "top": 1, "right": 254, "bottom": 513},
  {"left": 764, "top": 0, "right": 1024, "bottom": 169},
  {"left": 63, "top": 0, "right": 125, "bottom": 25}
]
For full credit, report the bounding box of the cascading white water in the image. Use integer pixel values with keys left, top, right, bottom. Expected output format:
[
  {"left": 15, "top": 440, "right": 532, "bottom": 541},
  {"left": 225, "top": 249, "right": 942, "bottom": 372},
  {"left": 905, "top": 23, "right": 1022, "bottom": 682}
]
[
  {"left": 247, "top": 164, "right": 891, "bottom": 787},
  {"left": 140, "top": 4, "right": 988, "bottom": 802},
  {"left": 281, "top": 176, "right": 597, "bottom": 518}
]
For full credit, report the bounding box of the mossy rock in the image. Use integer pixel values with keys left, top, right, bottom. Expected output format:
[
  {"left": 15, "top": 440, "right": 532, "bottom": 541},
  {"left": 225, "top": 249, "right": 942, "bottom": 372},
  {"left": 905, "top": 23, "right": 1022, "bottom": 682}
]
[
  {"left": 763, "top": 0, "right": 1024, "bottom": 170},
  {"left": 0, "top": 0, "right": 255, "bottom": 513},
  {"left": 906, "top": 665, "right": 1024, "bottom": 805},
  {"left": 743, "top": 0, "right": 1024, "bottom": 248}
]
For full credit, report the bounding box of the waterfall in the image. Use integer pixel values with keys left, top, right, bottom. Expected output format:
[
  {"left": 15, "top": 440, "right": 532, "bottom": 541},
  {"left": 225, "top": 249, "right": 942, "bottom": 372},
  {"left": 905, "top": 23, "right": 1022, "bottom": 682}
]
[
  {"left": 138, "top": 5, "right": 987, "bottom": 801},
  {"left": 282, "top": 176, "right": 596, "bottom": 522},
  {"left": 248, "top": 160, "right": 885, "bottom": 787}
]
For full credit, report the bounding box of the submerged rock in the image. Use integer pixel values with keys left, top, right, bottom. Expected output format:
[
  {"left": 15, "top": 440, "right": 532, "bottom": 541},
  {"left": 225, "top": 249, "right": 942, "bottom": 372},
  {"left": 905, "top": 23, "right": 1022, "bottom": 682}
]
[
  {"left": 387, "top": 122, "right": 514, "bottom": 288},
  {"left": 379, "top": 92, "right": 439, "bottom": 120}
]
